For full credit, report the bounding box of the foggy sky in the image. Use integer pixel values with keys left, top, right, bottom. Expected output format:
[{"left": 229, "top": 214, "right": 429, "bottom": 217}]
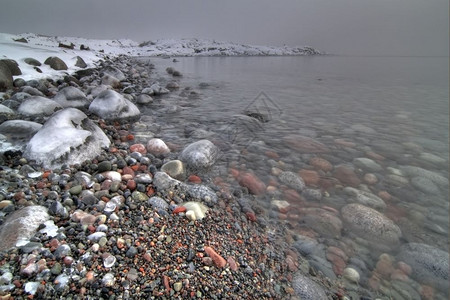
[{"left": 0, "top": 0, "right": 448, "bottom": 56}]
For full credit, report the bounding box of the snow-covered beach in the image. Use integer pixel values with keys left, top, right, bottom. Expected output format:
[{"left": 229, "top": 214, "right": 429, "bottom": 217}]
[{"left": 1, "top": 32, "right": 320, "bottom": 82}]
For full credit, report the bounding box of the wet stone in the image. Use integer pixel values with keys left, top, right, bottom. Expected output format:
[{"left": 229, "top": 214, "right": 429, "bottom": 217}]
[{"left": 279, "top": 171, "right": 305, "bottom": 192}]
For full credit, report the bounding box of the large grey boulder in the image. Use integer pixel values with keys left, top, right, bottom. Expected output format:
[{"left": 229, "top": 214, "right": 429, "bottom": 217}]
[
  {"left": 0, "top": 59, "right": 21, "bottom": 75},
  {"left": 397, "top": 243, "right": 449, "bottom": 293},
  {"left": 24, "top": 57, "right": 41, "bottom": 66},
  {"left": 179, "top": 139, "right": 219, "bottom": 171},
  {"left": 24, "top": 108, "right": 110, "bottom": 169},
  {"left": 292, "top": 272, "right": 327, "bottom": 300},
  {"left": 44, "top": 56, "right": 68, "bottom": 70},
  {"left": 0, "top": 120, "right": 42, "bottom": 151},
  {"left": 341, "top": 203, "right": 402, "bottom": 250},
  {"left": 53, "top": 86, "right": 89, "bottom": 108},
  {"left": 89, "top": 90, "right": 140, "bottom": 120},
  {"left": 0, "top": 60, "right": 13, "bottom": 92}
]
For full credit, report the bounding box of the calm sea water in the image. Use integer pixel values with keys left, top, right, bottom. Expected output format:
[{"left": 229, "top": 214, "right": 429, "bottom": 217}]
[{"left": 137, "top": 55, "right": 449, "bottom": 296}]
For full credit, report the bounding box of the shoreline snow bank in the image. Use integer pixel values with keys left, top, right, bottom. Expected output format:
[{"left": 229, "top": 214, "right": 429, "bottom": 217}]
[{"left": 1, "top": 32, "right": 320, "bottom": 81}]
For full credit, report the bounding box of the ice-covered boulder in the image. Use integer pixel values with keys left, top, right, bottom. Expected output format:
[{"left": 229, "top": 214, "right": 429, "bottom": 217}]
[
  {"left": 0, "top": 206, "right": 49, "bottom": 251},
  {"left": 0, "top": 120, "right": 42, "bottom": 152},
  {"left": 101, "top": 66, "right": 126, "bottom": 81},
  {"left": 53, "top": 86, "right": 89, "bottom": 108},
  {"left": 149, "top": 83, "right": 169, "bottom": 95},
  {"left": 89, "top": 90, "right": 140, "bottom": 120},
  {"left": 24, "top": 108, "right": 110, "bottom": 169},
  {"left": 18, "top": 96, "right": 63, "bottom": 116}
]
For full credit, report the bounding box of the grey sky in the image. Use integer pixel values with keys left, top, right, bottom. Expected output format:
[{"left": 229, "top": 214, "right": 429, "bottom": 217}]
[{"left": 0, "top": 0, "right": 448, "bottom": 56}]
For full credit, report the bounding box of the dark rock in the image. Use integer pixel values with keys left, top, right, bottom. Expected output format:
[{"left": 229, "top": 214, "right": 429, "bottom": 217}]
[
  {"left": 13, "top": 37, "right": 28, "bottom": 43},
  {"left": 0, "top": 59, "right": 22, "bottom": 75},
  {"left": 74, "top": 68, "right": 96, "bottom": 78},
  {"left": 75, "top": 56, "right": 87, "bottom": 68},
  {"left": 58, "top": 42, "right": 75, "bottom": 49},
  {"left": 0, "top": 60, "right": 13, "bottom": 91},
  {"left": 24, "top": 58, "right": 42, "bottom": 66},
  {"left": 44, "top": 56, "right": 68, "bottom": 70},
  {"left": 13, "top": 78, "right": 27, "bottom": 88},
  {"left": 52, "top": 86, "right": 89, "bottom": 108}
]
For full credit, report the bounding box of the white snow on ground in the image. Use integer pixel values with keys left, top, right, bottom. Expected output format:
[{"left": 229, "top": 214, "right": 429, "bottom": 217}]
[{"left": 0, "top": 32, "right": 320, "bottom": 81}]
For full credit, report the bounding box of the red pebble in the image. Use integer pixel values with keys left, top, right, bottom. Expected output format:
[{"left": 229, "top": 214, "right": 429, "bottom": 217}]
[
  {"left": 127, "top": 180, "right": 136, "bottom": 190},
  {"left": 129, "top": 143, "right": 146, "bottom": 154},
  {"left": 173, "top": 206, "right": 187, "bottom": 214},
  {"left": 283, "top": 189, "right": 304, "bottom": 202},
  {"left": 246, "top": 211, "right": 257, "bottom": 222},
  {"left": 187, "top": 175, "right": 202, "bottom": 184},
  {"left": 126, "top": 134, "right": 135, "bottom": 141},
  {"left": 238, "top": 172, "right": 266, "bottom": 195},
  {"left": 227, "top": 257, "right": 238, "bottom": 271},
  {"left": 122, "top": 166, "right": 135, "bottom": 177},
  {"left": 163, "top": 275, "right": 171, "bottom": 293},
  {"left": 204, "top": 246, "right": 227, "bottom": 268}
]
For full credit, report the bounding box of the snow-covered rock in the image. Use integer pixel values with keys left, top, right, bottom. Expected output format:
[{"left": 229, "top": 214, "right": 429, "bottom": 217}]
[
  {"left": 52, "top": 86, "right": 89, "bottom": 108},
  {"left": 0, "top": 205, "right": 49, "bottom": 251},
  {"left": 101, "top": 66, "right": 126, "bottom": 81},
  {"left": 18, "top": 96, "right": 62, "bottom": 116},
  {"left": 89, "top": 90, "right": 140, "bottom": 120},
  {"left": 24, "top": 108, "right": 110, "bottom": 169},
  {"left": 0, "top": 120, "right": 42, "bottom": 152}
]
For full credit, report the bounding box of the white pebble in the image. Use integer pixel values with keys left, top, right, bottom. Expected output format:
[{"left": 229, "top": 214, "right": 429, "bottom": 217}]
[{"left": 343, "top": 267, "right": 360, "bottom": 283}]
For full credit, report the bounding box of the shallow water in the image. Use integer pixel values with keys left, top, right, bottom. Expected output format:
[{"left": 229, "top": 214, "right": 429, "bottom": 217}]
[{"left": 136, "top": 55, "right": 449, "bottom": 296}]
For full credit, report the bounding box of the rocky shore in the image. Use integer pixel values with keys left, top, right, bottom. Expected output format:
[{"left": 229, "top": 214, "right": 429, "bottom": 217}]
[
  {"left": 0, "top": 54, "right": 342, "bottom": 299},
  {"left": 0, "top": 48, "right": 449, "bottom": 300}
]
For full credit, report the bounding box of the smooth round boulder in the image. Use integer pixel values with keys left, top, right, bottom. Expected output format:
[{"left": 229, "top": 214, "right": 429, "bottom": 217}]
[
  {"left": 179, "top": 140, "right": 219, "bottom": 170},
  {"left": 292, "top": 272, "right": 327, "bottom": 300},
  {"left": 0, "top": 59, "right": 21, "bottom": 75},
  {"left": 44, "top": 56, "right": 68, "bottom": 70},
  {"left": 0, "top": 60, "right": 13, "bottom": 92},
  {"left": 341, "top": 203, "right": 402, "bottom": 249},
  {"left": 53, "top": 86, "right": 89, "bottom": 108},
  {"left": 397, "top": 243, "right": 449, "bottom": 292},
  {"left": 24, "top": 57, "right": 42, "bottom": 66},
  {"left": 146, "top": 138, "right": 170, "bottom": 156}
]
